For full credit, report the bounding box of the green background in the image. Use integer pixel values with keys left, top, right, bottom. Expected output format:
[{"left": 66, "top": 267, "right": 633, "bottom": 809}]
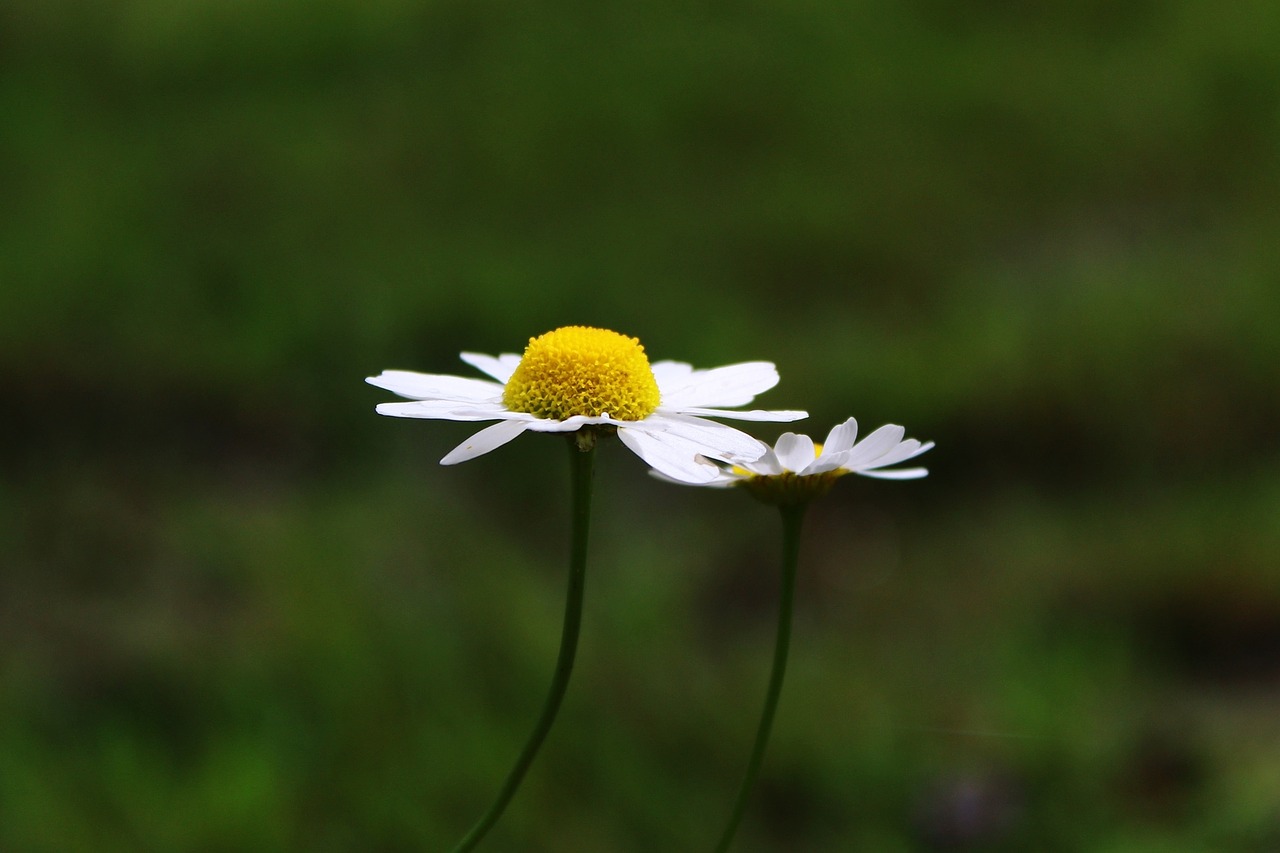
[{"left": 4, "top": 1, "right": 1279, "bottom": 850}]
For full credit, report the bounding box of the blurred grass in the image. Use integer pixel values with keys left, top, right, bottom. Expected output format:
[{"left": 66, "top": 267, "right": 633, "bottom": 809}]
[{"left": 3, "top": 0, "right": 1280, "bottom": 850}]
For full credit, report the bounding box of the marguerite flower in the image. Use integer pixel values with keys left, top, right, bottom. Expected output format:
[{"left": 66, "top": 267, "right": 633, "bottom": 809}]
[
  {"left": 681, "top": 418, "right": 933, "bottom": 847},
  {"left": 366, "top": 325, "right": 807, "bottom": 483},
  {"left": 656, "top": 417, "right": 934, "bottom": 503}
]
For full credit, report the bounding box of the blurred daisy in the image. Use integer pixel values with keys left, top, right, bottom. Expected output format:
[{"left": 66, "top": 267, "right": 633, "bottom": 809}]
[
  {"left": 656, "top": 417, "right": 934, "bottom": 502},
  {"left": 367, "top": 325, "right": 806, "bottom": 483},
  {"left": 682, "top": 420, "right": 933, "bottom": 848}
]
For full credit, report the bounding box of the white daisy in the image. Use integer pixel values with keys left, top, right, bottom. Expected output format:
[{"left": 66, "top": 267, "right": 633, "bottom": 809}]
[
  {"left": 655, "top": 417, "right": 933, "bottom": 502},
  {"left": 366, "top": 325, "right": 807, "bottom": 483}
]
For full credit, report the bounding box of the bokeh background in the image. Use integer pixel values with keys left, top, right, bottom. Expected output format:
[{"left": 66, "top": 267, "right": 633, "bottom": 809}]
[{"left": 4, "top": 1, "right": 1280, "bottom": 850}]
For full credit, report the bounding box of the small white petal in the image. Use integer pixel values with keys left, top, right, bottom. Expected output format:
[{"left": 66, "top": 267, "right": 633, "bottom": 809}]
[
  {"left": 747, "top": 448, "right": 786, "bottom": 476},
  {"left": 374, "top": 400, "right": 511, "bottom": 421},
  {"left": 774, "top": 433, "right": 817, "bottom": 473},
  {"left": 856, "top": 466, "right": 929, "bottom": 480},
  {"left": 459, "top": 352, "right": 522, "bottom": 383},
  {"left": 617, "top": 427, "right": 725, "bottom": 484},
  {"left": 670, "top": 406, "right": 808, "bottom": 422},
  {"left": 842, "top": 424, "right": 907, "bottom": 467},
  {"left": 366, "top": 370, "right": 503, "bottom": 402},
  {"left": 657, "top": 361, "right": 780, "bottom": 408},
  {"left": 860, "top": 439, "right": 934, "bottom": 470},
  {"left": 822, "top": 418, "right": 859, "bottom": 455},
  {"left": 440, "top": 420, "right": 531, "bottom": 465},
  {"left": 522, "top": 413, "right": 624, "bottom": 433},
  {"left": 806, "top": 452, "right": 850, "bottom": 475}
]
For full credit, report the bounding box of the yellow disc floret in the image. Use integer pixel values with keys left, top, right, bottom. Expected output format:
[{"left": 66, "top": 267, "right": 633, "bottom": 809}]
[{"left": 502, "top": 326, "right": 661, "bottom": 421}]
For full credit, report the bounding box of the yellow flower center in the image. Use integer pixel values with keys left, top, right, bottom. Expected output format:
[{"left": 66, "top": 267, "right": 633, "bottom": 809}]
[{"left": 501, "top": 326, "right": 661, "bottom": 421}]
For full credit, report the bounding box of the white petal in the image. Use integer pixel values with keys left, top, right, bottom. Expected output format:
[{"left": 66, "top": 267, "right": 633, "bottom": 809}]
[
  {"left": 842, "top": 424, "right": 907, "bottom": 467},
  {"left": 522, "top": 413, "right": 622, "bottom": 433},
  {"left": 822, "top": 418, "right": 859, "bottom": 455},
  {"left": 806, "top": 452, "right": 851, "bottom": 475},
  {"left": 366, "top": 370, "right": 503, "bottom": 402},
  {"left": 860, "top": 439, "right": 935, "bottom": 470},
  {"left": 669, "top": 406, "right": 808, "bottom": 422},
  {"left": 374, "top": 400, "right": 510, "bottom": 421},
  {"left": 657, "top": 362, "right": 780, "bottom": 408},
  {"left": 649, "top": 360, "right": 694, "bottom": 384},
  {"left": 649, "top": 465, "right": 740, "bottom": 488},
  {"left": 474, "top": 412, "right": 663, "bottom": 435},
  {"left": 440, "top": 420, "right": 531, "bottom": 465},
  {"left": 459, "top": 352, "right": 522, "bottom": 383},
  {"left": 628, "top": 413, "right": 769, "bottom": 460},
  {"left": 617, "top": 427, "right": 726, "bottom": 484},
  {"left": 736, "top": 447, "right": 784, "bottom": 476},
  {"left": 856, "top": 466, "right": 929, "bottom": 480},
  {"left": 774, "top": 432, "right": 817, "bottom": 473}
]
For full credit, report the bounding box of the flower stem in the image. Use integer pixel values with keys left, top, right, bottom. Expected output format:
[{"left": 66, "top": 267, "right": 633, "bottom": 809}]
[
  {"left": 451, "top": 437, "right": 596, "bottom": 852},
  {"left": 714, "top": 503, "right": 807, "bottom": 853}
]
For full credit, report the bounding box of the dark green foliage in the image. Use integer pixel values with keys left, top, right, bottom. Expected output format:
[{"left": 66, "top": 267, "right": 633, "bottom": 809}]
[{"left": 3, "top": 1, "right": 1278, "bottom": 849}]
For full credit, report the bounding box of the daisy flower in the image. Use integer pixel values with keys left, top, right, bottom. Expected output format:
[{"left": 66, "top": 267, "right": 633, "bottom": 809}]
[
  {"left": 679, "top": 418, "right": 933, "bottom": 848},
  {"left": 366, "top": 325, "right": 806, "bottom": 482},
  {"left": 657, "top": 417, "right": 934, "bottom": 503}
]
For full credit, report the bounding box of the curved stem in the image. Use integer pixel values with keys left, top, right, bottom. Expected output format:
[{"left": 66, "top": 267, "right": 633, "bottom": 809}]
[
  {"left": 714, "top": 503, "right": 807, "bottom": 853},
  {"left": 451, "top": 437, "right": 596, "bottom": 852}
]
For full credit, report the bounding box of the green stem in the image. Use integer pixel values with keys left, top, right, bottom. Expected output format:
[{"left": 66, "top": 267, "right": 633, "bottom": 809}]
[
  {"left": 451, "top": 437, "right": 596, "bottom": 852},
  {"left": 714, "top": 503, "right": 807, "bottom": 853}
]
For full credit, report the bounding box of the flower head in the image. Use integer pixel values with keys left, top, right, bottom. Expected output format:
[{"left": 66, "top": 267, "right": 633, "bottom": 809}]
[
  {"left": 367, "top": 325, "right": 807, "bottom": 483},
  {"left": 655, "top": 417, "right": 934, "bottom": 504}
]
